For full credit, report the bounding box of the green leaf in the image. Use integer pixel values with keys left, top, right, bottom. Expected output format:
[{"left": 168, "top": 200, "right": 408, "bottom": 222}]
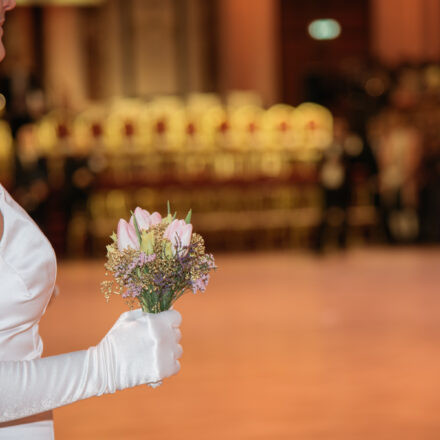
[
  {"left": 172, "top": 211, "right": 177, "bottom": 220},
  {"left": 130, "top": 210, "right": 142, "bottom": 245},
  {"left": 167, "top": 200, "right": 171, "bottom": 216},
  {"left": 152, "top": 290, "right": 160, "bottom": 313},
  {"left": 185, "top": 208, "right": 192, "bottom": 224}
]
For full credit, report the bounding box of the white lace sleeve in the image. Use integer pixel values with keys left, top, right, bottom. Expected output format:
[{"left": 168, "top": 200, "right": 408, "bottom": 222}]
[
  {"left": 0, "top": 309, "right": 182, "bottom": 422},
  {"left": 0, "top": 348, "right": 107, "bottom": 421}
]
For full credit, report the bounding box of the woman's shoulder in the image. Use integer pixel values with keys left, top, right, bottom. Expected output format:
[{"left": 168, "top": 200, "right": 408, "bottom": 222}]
[{"left": 0, "top": 183, "right": 57, "bottom": 300}]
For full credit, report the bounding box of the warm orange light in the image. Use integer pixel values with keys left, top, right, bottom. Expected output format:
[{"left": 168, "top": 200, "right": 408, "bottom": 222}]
[{"left": 15, "top": 0, "right": 104, "bottom": 5}]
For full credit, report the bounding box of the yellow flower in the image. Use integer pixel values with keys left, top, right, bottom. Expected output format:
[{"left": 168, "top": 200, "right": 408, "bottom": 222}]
[
  {"left": 106, "top": 244, "right": 117, "bottom": 255},
  {"left": 163, "top": 240, "right": 174, "bottom": 258},
  {"left": 140, "top": 231, "right": 155, "bottom": 255},
  {"left": 162, "top": 213, "right": 174, "bottom": 225}
]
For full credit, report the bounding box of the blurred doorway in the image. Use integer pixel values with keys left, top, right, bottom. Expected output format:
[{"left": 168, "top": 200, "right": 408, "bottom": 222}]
[{"left": 281, "top": 0, "right": 370, "bottom": 107}]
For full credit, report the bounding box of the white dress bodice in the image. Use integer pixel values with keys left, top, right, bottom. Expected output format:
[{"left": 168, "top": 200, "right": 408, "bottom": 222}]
[{"left": 0, "top": 183, "right": 57, "bottom": 438}]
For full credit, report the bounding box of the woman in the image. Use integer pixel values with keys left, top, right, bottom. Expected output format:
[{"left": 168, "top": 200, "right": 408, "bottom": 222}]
[{"left": 0, "top": 2, "right": 182, "bottom": 438}]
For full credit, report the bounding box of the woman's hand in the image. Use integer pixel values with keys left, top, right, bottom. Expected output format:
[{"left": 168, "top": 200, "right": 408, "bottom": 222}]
[{"left": 96, "top": 309, "right": 182, "bottom": 391}]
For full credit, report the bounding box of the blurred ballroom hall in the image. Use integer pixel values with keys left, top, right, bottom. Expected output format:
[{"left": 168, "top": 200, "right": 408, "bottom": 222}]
[{"left": 1, "top": 0, "right": 440, "bottom": 439}]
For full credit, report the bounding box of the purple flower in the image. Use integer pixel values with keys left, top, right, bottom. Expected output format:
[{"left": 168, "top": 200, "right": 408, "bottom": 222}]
[{"left": 191, "top": 273, "right": 210, "bottom": 294}]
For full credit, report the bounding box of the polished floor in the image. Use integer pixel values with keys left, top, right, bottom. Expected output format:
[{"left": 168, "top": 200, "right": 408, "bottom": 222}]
[{"left": 40, "top": 248, "right": 440, "bottom": 440}]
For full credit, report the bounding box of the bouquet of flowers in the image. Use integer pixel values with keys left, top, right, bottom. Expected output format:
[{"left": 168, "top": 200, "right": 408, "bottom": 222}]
[{"left": 101, "top": 203, "right": 216, "bottom": 313}]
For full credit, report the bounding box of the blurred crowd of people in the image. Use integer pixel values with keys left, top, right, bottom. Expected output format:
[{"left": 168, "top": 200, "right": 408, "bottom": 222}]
[
  {"left": 368, "top": 64, "right": 440, "bottom": 244},
  {"left": 309, "top": 60, "right": 440, "bottom": 247}
]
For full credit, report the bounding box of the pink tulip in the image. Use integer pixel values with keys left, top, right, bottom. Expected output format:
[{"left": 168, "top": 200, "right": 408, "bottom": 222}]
[
  {"left": 164, "top": 219, "right": 193, "bottom": 256},
  {"left": 149, "top": 212, "right": 162, "bottom": 225},
  {"left": 117, "top": 219, "right": 139, "bottom": 251},
  {"left": 130, "top": 207, "right": 162, "bottom": 231}
]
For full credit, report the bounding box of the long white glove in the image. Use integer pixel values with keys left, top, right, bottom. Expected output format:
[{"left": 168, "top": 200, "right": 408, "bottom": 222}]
[{"left": 0, "top": 309, "right": 182, "bottom": 422}]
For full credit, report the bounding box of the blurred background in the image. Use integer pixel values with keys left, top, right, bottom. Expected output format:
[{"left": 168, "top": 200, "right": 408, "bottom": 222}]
[
  {"left": 2, "top": 1, "right": 440, "bottom": 439},
  {"left": 2, "top": 0, "right": 440, "bottom": 255}
]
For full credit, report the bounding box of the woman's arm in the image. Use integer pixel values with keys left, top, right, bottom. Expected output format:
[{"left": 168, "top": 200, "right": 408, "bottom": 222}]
[
  {"left": 0, "top": 209, "right": 3, "bottom": 242},
  {"left": 0, "top": 309, "right": 182, "bottom": 422}
]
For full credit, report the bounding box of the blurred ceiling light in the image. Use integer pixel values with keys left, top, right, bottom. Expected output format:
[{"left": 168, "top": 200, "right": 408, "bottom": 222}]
[
  {"left": 308, "top": 19, "right": 341, "bottom": 40},
  {"left": 16, "top": 0, "right": 104, "bottom": 5}
]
